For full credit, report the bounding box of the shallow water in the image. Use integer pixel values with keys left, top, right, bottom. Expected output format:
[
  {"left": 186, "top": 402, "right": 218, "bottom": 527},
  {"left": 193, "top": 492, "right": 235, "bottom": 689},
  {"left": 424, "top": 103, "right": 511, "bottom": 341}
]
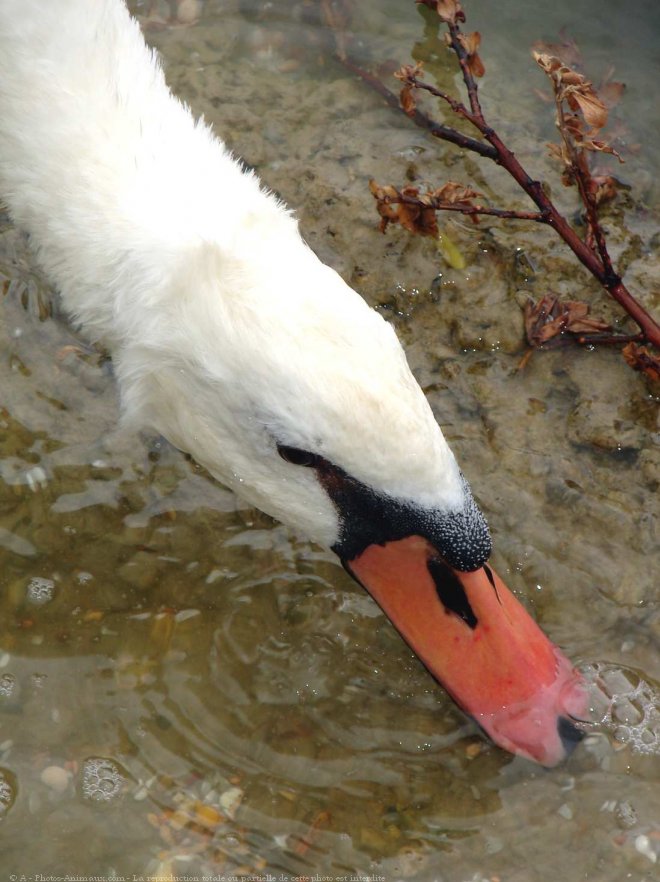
[{"left": 0, "top": 0, "right": 658, "bottom": 879}]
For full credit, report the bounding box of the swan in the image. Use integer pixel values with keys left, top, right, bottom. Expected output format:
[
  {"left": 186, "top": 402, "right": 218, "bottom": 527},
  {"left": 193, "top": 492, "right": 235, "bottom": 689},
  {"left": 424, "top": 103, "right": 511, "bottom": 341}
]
[{"left": 0, "top": 0, "right": 586, "bottom": 766}]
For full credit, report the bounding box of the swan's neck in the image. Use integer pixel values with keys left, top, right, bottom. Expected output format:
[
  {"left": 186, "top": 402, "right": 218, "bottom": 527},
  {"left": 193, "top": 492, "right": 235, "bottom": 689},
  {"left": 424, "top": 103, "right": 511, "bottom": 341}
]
[
  {"left": 0, "top": 0, "right": 289, "bottom": 340},
  {"left": 0, "top": 0, "right": 468, "bottom": 526}
]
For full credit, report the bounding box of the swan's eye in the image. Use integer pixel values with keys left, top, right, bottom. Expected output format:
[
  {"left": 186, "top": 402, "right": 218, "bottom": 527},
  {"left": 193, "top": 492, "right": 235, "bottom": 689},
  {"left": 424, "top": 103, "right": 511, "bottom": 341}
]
[{"left": 277, "top": 444, "right": 319, "bottom": 468}]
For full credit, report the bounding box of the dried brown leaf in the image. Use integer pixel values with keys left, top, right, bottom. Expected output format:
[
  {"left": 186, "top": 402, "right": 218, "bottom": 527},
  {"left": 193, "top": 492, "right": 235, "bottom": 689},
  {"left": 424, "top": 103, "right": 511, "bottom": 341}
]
[
  {"left": 546, "top": 142, "right": 571, "bottom": 169},
  {"left": 524, "top": 295, "right": 558, "bottom": 344},
  {"left": 458, "top": 31, "right": 485, "bottom": 77},
  {"left": 560, "top": 169, "right": 575, "bottom": 187},
  {"left": 432, "top": 181, "right": 483, "bottom": 204},
  {"left": 561, "top": 301, "right": 611, "bottom": 333},
  {"left": 532, "top": 51, "right": 563, "bottom": 76},
  {"left": 563, "top": 113, "right": 586, "bottom": 139},
  {"left": 563, "top": 301, "right": 589, "bottom": 320},
  {"left": 622, "top": 343, "right": 660, "bottom": 382},
  {"left": 369, "top": 180, "right": 398, "bottom": 201},
  {"left": 400, "top": 84, "right": 417, "bottom": 116},
  {"left": 369, "top": 182, "right": 439, "bottom": 238},
  {"left": 592, "top": 174, "right": 620, "bottom": 205},
  {"left": 434, "top": 0, "right": 465, "bottom": 25},
  {"left": 369, "top": 180, "right": 400, "bottom": 232},
  {"left": 525, "top": 295, "right": 611, "bottom": 346},
  {"left": 536, "top": 316, "right": 566, "bottom": 344},
  {"left": 415, "top": 0, "right": 465, "bottom": 22},
  {"left": 398, "top": 204, "right": 439, "bottom": 237},
  {"left": 460, "top": 31, "right": 481, "bottom": 55},
  {"left": 560, "top": 69, "right": 587, "bottom": 87},
  {"left": 566, "top": 87, "right": 608, "bottom": 130},
  {"left": 579, "top": 138, "right": 623, "bottom": 161},
  {"left": 566, "top": 316, "right": 613, "bottom": 333},
  {"left": 468, "top": 53, "right": 485, "bottom": 78},
  {"left": 399, "top": 185, "right": 439, "bottom": 236}
]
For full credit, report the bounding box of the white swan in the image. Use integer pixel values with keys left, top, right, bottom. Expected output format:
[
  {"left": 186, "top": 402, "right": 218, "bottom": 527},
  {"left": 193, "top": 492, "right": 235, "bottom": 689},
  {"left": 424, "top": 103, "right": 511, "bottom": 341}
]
[{"left": 0, "top": 0, "right": 586, "bottom": 765}]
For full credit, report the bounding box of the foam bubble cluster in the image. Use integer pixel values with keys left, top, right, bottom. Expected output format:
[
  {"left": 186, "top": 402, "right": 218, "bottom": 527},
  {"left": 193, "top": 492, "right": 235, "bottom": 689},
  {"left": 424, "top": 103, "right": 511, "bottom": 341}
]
[
  {"left": 0, "top": 770, "right": 15, "bottom": 814},
  {"left": 26, "top": 577, "right": 55, "bottom": 606},
  {"left": 582, "top": 663, "right": 660, "bottom": 755},
  {"left": 82, "top": 757, "right": 124, "bottom": 802},
  {"left": 0, "top": 674, "right": 15, "bottom": 699}
]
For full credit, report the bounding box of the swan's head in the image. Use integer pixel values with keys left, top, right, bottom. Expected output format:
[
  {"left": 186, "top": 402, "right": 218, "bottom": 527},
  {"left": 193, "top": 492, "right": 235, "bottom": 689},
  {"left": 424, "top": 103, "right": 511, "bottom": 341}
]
[{"left": 115, "top": 228, "right": 586, "bottom": 766}]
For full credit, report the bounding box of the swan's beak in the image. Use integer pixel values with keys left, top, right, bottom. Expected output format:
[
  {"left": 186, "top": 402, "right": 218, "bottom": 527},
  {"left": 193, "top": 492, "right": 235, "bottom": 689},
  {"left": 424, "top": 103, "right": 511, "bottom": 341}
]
[{"left": 345, "top": 535, "right": 587, "bottom": 766}]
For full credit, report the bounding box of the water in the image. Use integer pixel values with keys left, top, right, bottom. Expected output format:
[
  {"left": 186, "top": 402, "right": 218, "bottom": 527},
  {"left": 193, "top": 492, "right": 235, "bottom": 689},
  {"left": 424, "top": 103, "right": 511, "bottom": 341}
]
[{"left": 0, "top": 0, "right": 658, "bottom": 878}]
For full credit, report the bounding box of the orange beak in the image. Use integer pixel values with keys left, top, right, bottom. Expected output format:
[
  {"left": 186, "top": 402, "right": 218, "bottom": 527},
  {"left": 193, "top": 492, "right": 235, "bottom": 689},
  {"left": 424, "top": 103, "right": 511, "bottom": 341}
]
[{"left": 345, "top": 535, "right": 587, "bottom": 766}]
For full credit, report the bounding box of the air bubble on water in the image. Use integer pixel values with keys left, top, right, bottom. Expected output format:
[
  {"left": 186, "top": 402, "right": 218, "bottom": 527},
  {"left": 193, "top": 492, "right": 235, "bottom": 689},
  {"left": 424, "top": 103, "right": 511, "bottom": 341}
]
[
  {"left": 0, "top": 769, "right": 16, "bottom": 816},
  {"left": 26, "top": 577, "right": 55, "bottom": 606},
  {"left": 0, "top": 675, "right": 16, "bottom": 698},
  {"left": 580, "top": 662, "right": 660, "bottom": 755},
  {"left": 82, "top": 757, "right": 125, "bottom": 802}
]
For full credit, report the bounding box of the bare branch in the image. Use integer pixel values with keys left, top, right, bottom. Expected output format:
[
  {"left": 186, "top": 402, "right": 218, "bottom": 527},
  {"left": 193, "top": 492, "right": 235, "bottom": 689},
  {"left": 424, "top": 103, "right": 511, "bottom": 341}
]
[{"left": 339, "top": 56, "right": 498, "bottom": 160}]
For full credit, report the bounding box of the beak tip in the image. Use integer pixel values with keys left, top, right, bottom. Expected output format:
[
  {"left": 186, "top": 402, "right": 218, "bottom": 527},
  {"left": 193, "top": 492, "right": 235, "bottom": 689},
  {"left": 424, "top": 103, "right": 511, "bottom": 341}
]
[
  {"left": 557, "top": 714, "right": 585, "bottom": 756},
  {"left": 477, "top": 658, "right": 589, "bottom": 767}
]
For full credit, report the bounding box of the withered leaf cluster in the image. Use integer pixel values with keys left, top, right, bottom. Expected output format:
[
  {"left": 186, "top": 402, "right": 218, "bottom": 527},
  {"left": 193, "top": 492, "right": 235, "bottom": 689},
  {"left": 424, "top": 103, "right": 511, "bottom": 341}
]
[
  {"left": 533, "top": 51, "right": 623, "bottom": 173},
  {"left": 525, "top": 295, "right": 611, "bottom": 347},
  {"left": 534, "top": 52, "right": 607, "bottom": 127},
  {"left": 369, "top": 181, "right": 438, "bottom": 236},
  {"left": 369, "top": 180, "right": 483, "bottom": 236},
  {"left": 395, "top": 62, "right": 424, "bottom": 116}
]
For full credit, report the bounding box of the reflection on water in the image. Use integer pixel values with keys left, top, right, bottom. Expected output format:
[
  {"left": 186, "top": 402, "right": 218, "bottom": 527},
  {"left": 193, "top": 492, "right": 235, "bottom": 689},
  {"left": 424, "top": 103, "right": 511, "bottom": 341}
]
[{"left": 0, "top": 0, "right": 658, "bottom": 878}]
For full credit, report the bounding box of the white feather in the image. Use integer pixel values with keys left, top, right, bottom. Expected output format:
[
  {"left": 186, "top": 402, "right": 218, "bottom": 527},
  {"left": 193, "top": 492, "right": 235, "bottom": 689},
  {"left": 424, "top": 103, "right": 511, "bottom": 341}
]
[{"left": 0, "top": 0, "right": 465, "bottom": 547}]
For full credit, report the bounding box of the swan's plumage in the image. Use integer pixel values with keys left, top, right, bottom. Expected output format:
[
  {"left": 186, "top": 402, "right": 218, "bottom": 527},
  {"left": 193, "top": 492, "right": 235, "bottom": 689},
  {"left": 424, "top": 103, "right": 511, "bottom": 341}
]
[{"left": 0, "top": 0, "right": 468, "bottom": 548}]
